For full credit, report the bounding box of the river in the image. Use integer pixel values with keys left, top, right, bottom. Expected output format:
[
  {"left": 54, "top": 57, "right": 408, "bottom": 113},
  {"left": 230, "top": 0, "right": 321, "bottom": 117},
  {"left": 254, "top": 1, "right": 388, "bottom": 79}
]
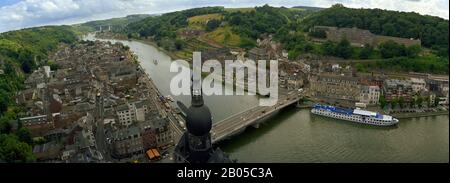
[{"left": 84, "top": 34, "right": 449, "bottom": 163}]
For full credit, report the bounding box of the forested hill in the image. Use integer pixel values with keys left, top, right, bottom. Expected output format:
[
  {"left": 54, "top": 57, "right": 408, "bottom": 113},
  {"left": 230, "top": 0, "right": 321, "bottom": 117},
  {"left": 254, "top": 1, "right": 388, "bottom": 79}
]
[
  {"left": 0, "top": 26, "right": 77, "bottom": 74},
  {"left": 0, "top": 26, "right": 78, "bottom": 162},
  {"left": 126, "top": 6, "right": 227, "bottom": 40},
  {"left": 300, "top": 4, "right": 449, "bottom": 50},
  {"left": 76, "top": 14, "right": 152, "bottom": 32},
  {"left": 123, "top": 4, "right": 448, "bottom": 53},
  {"left": 113, "top": 5, "right": 447, "bottom": 74},
  {"left": 122, "top": 5, "right": 314, "bottom": 49}
]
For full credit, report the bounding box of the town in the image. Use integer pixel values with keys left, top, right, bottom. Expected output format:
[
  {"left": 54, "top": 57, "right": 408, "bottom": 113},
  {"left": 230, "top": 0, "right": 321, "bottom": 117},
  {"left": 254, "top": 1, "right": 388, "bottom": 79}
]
[
  {"left": 14, "top": 40, "right": 179, "bottom": 162},
  {"left": 1, "top": 4, "right": 447, "bottom": 164},
  {"left": 11, "top": 27, "right": 449, "bottom": 162}
]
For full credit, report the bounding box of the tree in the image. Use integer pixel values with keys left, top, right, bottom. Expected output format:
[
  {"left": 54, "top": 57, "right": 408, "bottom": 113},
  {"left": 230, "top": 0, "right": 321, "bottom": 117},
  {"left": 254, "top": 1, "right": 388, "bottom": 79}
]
[
  {"left": 417, "top": 96, "right": 423, "bottom": 108},
  {"left": 359, "top": 44, "right": 374, "bottom": 59},
  {"left": 382, "top": 23, "right": 396, "bottom": 35},
  {"left": 0, "top": 90, "right": 9, "bottom": 114},
  {"left": 18, "top": 49, "right": 33, "bottom": 64},
  {"left": 436, "top": 47, "right": 449, "bottom": 58},
  {"left": 0, "top": 98, "right": 7, "bottom": 115},
  {"left": 321, "top": 41, "right": 335, "bottom": 56},
  {"left": 399, "top": 96, "right": 405, "bottom": 109},
  {"left": 47, "top": 61, "right": 59, "bottom": 71},
  {"left": 379, "top": 95, "right": 387, "bottom": 109},
  {"left": 174, "top": 39, "right": 184, "bottom": 50},
  {"left": 379, "top": 40, "right": 405, "bottom": 58},
  {"left": 239, "top": 37, "right": 256, "bottom": 49},
  {"left": 434, "top": 96, "right": 440, "bottom": 107},
  {"left": 391, "top": 97, "right": 398, "bottom": 109},
  {"left": 0, "top": 118, "right": 12, "bottom": 134},
  {"left": 355, "top": 63, "right": 367, "bottom": 72},
  {"left": 4, "top": 62, "right": 15, "bottom": 75},
  {"left": 206, "top": 19, "right": 221, "bottom": 31},
  {"left": 21, "top": 60, "right": 32, "bottom": 73},
  {"left": 16, "top": 128, "right": 33, "bottom": 145},
  {"left": 331, "top": 3, "right": 345, "bottom": 8},
  {"left": 288, "top": 50, "right": 301, "bottom": 60},
  {"left": 17, "top": 119, "right": 22, "bottom": 130},
  {"left": 230, "top": 16, "right": 242, "bottom": 25},
  {"left": 0, "top": 134, "right": 36, "bottom": 163},
  {"left": 406, "top": 45, "right": 421, "bottom": 58},
  {"left": 335, "top": 39, "right": 353, "bottom": 59},
  {"left": 409, "top": 100, "right": 415, "bottom": 108}
]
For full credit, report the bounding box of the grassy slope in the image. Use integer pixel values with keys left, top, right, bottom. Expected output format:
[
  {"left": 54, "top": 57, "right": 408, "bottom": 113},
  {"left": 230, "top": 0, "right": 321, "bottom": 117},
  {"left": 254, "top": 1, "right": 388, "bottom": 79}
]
[
  {"left": 203, "top": 26, "right": 241, "bottom": 47},
  {"left": 188, "top": 13, "right": 223, "bottom": 30}
]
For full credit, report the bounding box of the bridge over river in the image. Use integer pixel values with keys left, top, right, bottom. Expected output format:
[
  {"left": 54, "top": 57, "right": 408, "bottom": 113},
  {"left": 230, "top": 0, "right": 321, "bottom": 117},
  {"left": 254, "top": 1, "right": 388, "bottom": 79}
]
[
  {"left": 210, "top": 91, "right": 301, "bottom": 143},
  {"left": 168, "top": 90, "right": 302, "bottom": 144}
]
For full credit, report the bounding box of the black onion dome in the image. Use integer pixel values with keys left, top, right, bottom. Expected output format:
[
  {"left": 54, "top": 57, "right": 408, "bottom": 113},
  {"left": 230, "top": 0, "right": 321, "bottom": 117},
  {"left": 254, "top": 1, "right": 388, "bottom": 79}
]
[{"left": 186, "top": 104, "right": 212, "bottom": 136}]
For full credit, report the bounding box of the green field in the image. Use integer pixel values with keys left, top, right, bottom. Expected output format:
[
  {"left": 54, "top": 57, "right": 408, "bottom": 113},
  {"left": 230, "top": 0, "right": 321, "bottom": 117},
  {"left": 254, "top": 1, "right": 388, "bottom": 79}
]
[
  {"left": 203, "top": 26, "right": 241, "bottom": 47},
  {"left": 188, "top": 13, "right": 223, "bottom": 30}
]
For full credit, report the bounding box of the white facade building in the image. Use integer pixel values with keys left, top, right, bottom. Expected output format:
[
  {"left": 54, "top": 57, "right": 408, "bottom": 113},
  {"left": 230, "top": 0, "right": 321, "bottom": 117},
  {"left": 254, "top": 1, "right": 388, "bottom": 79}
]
[
  {"left": 117, "top": 103, "right": 135, "bottom": 126},
  {"left": 359, "top": 85, "right": 380, "bottom": 104},
  {"left": 410, "top": 78, "right": 427, "bottom": 93},
  {"left": 116, "top": 100, "right": 150, "bottom": 126}
]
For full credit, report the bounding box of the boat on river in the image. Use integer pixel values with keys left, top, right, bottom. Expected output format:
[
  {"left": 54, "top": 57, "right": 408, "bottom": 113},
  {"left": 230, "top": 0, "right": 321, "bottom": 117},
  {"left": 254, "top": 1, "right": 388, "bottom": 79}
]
[{"left": 311, "top": 103, "right": 399, "bottom": 126}]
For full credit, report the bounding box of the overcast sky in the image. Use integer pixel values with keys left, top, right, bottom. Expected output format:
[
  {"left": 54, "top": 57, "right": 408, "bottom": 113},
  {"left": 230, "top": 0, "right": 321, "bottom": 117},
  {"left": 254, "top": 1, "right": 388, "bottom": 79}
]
[{"left": 0, "top": 0, "right": 448, "bottom": 33}]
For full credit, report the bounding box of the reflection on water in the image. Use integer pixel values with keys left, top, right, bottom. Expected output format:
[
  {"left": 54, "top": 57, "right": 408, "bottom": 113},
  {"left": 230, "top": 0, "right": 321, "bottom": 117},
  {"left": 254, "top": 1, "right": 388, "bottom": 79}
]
[{"left": 221, "top": 108, "right": 448, "bottom": 163}]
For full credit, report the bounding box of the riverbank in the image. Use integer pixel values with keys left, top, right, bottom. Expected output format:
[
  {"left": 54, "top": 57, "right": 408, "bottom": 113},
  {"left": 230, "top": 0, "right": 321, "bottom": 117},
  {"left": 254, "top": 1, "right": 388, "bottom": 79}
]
[
  {"left": 392, "top": 111, "right": 449, "bottom": 119},
  {"left": 303, "top": 97, "right": 449, "bottom": 119},
  {"left": 94, "top": 32, "right": 183, "bottom": 60}
]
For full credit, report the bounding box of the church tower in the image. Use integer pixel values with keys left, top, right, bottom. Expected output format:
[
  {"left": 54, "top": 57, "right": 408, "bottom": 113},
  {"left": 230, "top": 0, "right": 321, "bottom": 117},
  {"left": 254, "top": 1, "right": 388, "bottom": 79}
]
[{"left": 173, "top": 75, "right": 233, "bottom": 163}]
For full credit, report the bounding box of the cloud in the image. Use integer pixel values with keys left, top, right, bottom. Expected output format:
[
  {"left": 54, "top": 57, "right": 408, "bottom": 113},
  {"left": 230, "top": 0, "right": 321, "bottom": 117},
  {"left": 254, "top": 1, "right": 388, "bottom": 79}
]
[
  {"left": 310, "top": 0, "right": 449, "bottom": 19},
  {"left": 0, "top": 0, "right": 158, "bottom": 32},
  {"left": 0, "top": 0, "right": 448, "bottom": 33}
]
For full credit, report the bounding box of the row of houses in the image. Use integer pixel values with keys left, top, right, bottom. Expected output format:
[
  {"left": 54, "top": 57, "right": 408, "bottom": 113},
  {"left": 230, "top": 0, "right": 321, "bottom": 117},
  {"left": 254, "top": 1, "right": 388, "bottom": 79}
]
[
  {"left": 111, "top": 117, "right": 171, "bottom": 158},
  {"left": 309, "top": 73, "right": 449, "bottom": 107},
  {"left": 109, "top": 97, "right": 172, "bottom": 158},
  {"left": 15, "top": 41, "right": 172, "bottom": 162}
]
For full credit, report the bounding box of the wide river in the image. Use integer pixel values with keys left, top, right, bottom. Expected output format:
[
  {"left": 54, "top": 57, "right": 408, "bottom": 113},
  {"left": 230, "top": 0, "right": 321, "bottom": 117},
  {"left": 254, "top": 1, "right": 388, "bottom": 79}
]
[{"left": 84, "top": 34, "right": 449, "bottom": 163}]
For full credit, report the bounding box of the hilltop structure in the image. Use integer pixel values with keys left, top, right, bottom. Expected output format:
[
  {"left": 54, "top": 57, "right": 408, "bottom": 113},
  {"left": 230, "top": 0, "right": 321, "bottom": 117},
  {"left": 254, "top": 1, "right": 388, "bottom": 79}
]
[{"left": 312, "top": 26, "right": 421, "bottom": 47}]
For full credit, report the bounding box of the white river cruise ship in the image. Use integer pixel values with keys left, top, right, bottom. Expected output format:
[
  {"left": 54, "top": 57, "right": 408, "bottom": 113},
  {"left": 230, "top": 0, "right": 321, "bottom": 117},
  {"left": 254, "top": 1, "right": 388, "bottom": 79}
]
[{"left": 311, "top": 104, "right": 399, "bottom": 126}]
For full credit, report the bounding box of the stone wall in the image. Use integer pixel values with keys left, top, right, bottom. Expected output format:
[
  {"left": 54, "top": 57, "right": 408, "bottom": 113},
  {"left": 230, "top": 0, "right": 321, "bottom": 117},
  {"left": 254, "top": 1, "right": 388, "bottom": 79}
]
[{"left": 313, "top": 26, "right": 421, "bottom": 47}]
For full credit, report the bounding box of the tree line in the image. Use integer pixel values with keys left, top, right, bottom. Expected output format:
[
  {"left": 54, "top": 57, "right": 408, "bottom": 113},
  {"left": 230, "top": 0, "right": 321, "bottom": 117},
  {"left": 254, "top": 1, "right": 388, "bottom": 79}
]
[
  {"left": 301, "top": 4, "right": 449, "bottom": 56},
  {"left": 121, "top": 4, "right": 448, "bottom": 74},
  {"left": 379, "top": 94, "right": 440, "bottom": 110}
]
